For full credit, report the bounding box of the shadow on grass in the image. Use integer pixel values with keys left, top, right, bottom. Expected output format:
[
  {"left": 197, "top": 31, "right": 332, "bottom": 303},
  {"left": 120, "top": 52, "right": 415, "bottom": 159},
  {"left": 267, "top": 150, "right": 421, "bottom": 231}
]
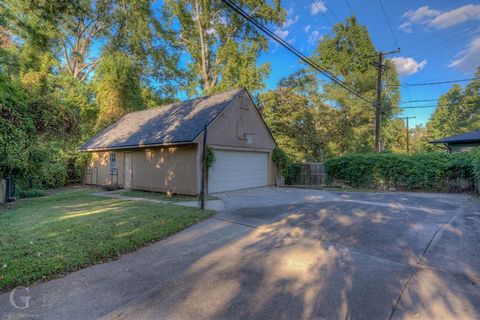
[{"left": 0, "top": 189, "right": 213, "bottom": 292}]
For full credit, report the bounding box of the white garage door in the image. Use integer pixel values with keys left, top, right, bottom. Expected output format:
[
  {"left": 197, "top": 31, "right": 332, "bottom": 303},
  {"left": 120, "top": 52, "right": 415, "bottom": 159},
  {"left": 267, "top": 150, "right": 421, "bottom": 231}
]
[{"left": 208, "top": 150, "right": 269, "bottom": 193}]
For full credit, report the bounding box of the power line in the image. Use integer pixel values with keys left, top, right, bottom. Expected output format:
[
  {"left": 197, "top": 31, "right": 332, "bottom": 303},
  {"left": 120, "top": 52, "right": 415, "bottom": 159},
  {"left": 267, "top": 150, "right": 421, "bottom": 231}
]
[
  {"left": 387, "top": 77, "right": 480, "bottom": 87},
  {"left": 220, "top": 0, "right": 373, "bottom": 104},
  {"left": 402, "top": 101, "right": 480, "bottom": 109},
  {"left": 321, "top": 11, "right": 335, "bottom": 28},
  {"left": 414, "top": 72, "right": 475, "bottom": 83},
  {"left": 401, "top": 97, "right": 480, "bottom": 105},
  {"left": 401, "top": 99, "right": 439, "bottom": 103},
  {"left": 414, "top": 29, "right": 480, "bottom": 61},
  {"left": 326, "top": 3, "right": 341, "bottom": 23},
  {"left": 344, "top": 0, "right": 356, "bottom": 16},
  {"left": 404, "top": 86, "right": 417, "bottom": 121},
  {"left": 378, "top": 0, "right": 399, "bottom": 48},
  {"left": 402, "top": 29, "right": 446, "bottom": 53},
  {"left": 401, "top": 105, "right": 440, "bottom": 109},
  {"left": 403, "top": 28, "right": 476, "bottom": 57}
]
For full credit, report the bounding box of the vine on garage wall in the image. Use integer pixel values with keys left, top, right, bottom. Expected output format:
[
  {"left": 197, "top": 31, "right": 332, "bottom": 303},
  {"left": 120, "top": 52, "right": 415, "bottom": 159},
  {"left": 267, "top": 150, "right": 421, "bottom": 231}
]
[{"left": 205, "top": 146, "right": 216, "bottom": 194}]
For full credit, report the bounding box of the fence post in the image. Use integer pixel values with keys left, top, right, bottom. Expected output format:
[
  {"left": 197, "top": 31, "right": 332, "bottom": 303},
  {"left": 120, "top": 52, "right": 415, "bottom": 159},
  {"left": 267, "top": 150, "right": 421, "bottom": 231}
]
[{"left": 0, "top": 179, "right": 5, "bottom": 204}]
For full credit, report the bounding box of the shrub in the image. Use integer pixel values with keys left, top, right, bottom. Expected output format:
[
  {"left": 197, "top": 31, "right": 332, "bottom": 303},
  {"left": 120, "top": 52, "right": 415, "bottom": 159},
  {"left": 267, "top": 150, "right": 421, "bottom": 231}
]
[
  {"left": 16, "top": 188, "right": 47, "bottom": 198},
  {"left": 272, "top": 147, "right": 289, "bottom": 175},
  {"left": 471, "top": 149, "right": 480, "bottom": 192},
  {"left": 325, "top": 151, "right": 479, "bottom": 192},
  {"left": 272, "top": 147, "right": 301, "bottom": 184}
]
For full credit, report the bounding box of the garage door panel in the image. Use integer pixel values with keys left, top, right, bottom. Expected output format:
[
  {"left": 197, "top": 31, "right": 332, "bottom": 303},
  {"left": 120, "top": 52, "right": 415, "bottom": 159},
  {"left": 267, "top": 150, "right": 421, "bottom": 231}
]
[{"left": 208, "top": 150, "right": 268, "bottom": 193}]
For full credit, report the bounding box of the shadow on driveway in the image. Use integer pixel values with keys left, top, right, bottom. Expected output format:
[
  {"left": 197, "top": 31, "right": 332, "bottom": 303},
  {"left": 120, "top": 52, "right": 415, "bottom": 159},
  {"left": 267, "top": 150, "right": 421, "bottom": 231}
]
[{"left": 0, "top": 190, "right": 479, "bottom": 320}]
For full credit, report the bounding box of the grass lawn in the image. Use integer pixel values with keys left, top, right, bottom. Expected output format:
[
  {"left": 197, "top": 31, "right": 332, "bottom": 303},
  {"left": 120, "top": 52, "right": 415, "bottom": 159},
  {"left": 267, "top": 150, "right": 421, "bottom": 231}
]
[
  {"left": 0, "top": 187, "right": 214, "bottom": 292},
  {"left": 119, "top": 190, "right": 218, "bottom": 202}
]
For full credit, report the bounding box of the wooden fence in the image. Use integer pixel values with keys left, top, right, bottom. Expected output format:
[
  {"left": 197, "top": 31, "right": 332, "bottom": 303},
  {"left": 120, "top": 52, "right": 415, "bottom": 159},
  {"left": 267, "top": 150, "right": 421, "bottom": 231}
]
[{"left": 289, "top": 163, "right": 328, "bottom": 187}]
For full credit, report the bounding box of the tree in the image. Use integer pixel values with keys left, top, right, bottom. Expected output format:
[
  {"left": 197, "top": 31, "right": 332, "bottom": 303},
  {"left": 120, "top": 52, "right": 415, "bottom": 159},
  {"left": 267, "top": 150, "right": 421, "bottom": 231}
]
[
  {"left": 259, "top": 17, "right": 403, "bottom": 161},
  {"left": 94, "top": 52, "right": 144, "bottom": 130},
  {"left": 427, "top": 69, "right": 480, "bottom": 140},
  {"left": 427, "top": 84, "right": 464, "bottom": 139},
  {"left": 310, "top": 16, "right": 401, "bottom": 154},
  {"left": 158, "top": 0, "right": 285, "bottom": 95},
  {"left": 2, "top": 0, "right": 180, "bottom": 91},
  {"left": 382, "top": 118, "right": 407, "bottom": 153},
  {"left": 410, "top": 125, "right": 434, "bottom": 153},
  {"left": 0, "top": 0, "right": 186, "bottom": 190},
  {"left": 259, "top": 71, "right": 325, "bottom": 162},
  {"left": 0, "top": 73, "right": 32, "bottom": 177}
]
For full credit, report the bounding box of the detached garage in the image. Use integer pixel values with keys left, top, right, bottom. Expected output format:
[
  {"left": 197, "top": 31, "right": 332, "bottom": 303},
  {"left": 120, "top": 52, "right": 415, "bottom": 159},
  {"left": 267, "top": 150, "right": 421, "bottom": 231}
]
[
  {"left": 79, "top": 88, "right": 277, "bottom": 195},
  {"left": 208, "top": 150, "right": 269, "bottom": 193}
]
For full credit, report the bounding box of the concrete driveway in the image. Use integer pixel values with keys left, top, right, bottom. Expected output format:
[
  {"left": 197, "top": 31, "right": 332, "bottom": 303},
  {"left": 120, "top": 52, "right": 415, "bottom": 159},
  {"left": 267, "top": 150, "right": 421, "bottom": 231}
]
[{"left": 1, "top": 187, "right": 479, "bottom": 319}]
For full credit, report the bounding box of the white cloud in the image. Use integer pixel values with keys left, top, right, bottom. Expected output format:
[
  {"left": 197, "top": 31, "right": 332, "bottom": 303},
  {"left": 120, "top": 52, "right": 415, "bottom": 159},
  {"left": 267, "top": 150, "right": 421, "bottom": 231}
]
[
  {"left": 391, "top": 57, "right": 427, "bottom": 76},
  {"left": 430, "top": 4, "right": 480, "bottom": 29},
  {"left": 448, "top": 37, "right": 480, "bottom": 71},
  {"left": 310, "top": 0, "right": 327, "bottom": 15},
  {"left": 273, "top": 8, "right": 298, "bottom": 44},
  {"left": 283, "top": 15, "right": 299, "bottom": 28},
  {"left": 308, "top": 30, "right": 322, "bottom": 45},
  {"left": 399, "top": 4, "right": 480, "bottom": 32},
  {"left": 274, "top": 29, "right": 289, "bottom": 40},
  {"left": 398, "top": 22, "right": 413, "bottom": 33},
  {"left": 402, "top": 6, "right": 440, "bottom": 24},
  {"left": 304, "top": 25, "right": 311, "bottom": 33}
]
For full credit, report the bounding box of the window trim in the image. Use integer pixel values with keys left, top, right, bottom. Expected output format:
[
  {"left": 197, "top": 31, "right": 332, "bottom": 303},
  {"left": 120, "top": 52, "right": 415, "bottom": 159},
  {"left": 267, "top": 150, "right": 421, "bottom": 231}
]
[{"left": 109, "top": 152, "right": 117, "bottom": 174}]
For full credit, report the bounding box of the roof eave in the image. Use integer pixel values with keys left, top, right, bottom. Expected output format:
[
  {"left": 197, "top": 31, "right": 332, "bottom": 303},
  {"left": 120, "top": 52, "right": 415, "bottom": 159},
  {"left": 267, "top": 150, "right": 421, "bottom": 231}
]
[
  {"left": 79, "top": 141, "right": 196, "bottom": 152},
  {"left": 429, "top": 139, "right": 480, "bottom": 145}
]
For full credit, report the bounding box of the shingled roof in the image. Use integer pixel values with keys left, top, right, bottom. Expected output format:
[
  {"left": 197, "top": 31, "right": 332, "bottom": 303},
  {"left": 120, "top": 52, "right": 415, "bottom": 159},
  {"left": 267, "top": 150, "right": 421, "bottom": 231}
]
[
  {"left": 430, "top": 130, "right": 480, "bottom": 144},
  {"left": 80, "top": 88, "right": 244, "bottom": 151}
]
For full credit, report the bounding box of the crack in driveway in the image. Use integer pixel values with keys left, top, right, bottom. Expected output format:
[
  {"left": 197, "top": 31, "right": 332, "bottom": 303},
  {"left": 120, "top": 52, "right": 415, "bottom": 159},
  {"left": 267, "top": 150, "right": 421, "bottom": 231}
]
[
  {"left": 388, "top": 196, "right": 475, "bottom": 320},
  {"left": 1, "top": 188, "right": 479, "bottom": 320}
]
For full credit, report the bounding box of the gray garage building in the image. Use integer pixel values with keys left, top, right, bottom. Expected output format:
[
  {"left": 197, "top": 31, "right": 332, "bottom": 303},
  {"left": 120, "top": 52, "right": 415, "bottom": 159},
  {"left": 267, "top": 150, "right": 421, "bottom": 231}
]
[
  {"left": 430, "top": 130, "right": 480, "bottom": 153},
  {"left": 79, "top": 88, "right": 277, "bottom": 195}
]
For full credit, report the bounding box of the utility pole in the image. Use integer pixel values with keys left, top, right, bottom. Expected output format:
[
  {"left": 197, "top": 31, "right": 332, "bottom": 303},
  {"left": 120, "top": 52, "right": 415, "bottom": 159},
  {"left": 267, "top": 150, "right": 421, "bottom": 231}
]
[
  {"left": 373, "top": 49, "right": 400, "bottom": 153},
  {"left": 200, "top": 125, "right": 207, "bottom": 210},
  {"left": 400, "top": 116, "right": 416, "bottom": 154}
]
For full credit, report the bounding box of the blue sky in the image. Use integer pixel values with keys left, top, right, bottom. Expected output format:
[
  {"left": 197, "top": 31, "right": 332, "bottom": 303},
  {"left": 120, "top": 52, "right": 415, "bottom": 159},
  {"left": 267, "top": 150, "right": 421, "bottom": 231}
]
[{"left": 257, "top": 0, "right": 480, "bottom": 127}]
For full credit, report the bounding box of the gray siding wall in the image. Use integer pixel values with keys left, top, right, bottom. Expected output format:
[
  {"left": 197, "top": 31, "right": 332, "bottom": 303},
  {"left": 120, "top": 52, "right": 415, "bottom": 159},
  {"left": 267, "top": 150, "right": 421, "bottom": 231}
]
[
  {"left": 449, "top": 143, "right": 480, "bottom": 153},
  {"left": 86, "top": 144, "right": 198, "bottom": 195}
]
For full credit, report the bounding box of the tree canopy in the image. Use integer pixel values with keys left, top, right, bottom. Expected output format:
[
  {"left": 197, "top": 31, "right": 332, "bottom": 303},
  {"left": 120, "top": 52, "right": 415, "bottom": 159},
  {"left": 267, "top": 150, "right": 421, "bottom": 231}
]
[
  {"left": 157, "top": 0, "right": 285, "bottom": 95},
  {"left": 0, "top": 0, "right": 287, "bottom": 189},
  {"left": 260, "top": 17, "right": 403, "bottom": 162},
  {"left": 427, "top": 69, "right": 480, "bottom": 140},
  {"left": 0, "top": 0, "right": 477, "bottom": 191}
]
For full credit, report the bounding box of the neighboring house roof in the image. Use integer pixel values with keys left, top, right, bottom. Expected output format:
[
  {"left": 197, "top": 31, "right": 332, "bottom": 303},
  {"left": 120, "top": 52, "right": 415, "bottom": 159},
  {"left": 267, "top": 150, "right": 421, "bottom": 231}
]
[
  {"left": 430, "top": 130, "right": 480, "bottom": 144},
  {"left": 80, "top": 88, "right": 245, "bottom": 151}
]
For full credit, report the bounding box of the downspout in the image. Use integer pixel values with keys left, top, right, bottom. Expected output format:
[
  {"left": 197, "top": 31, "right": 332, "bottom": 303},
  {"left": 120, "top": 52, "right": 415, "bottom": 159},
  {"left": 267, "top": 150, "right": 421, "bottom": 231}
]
[{"left": 433, "top": 143, "right": 450, "bottom": 153}]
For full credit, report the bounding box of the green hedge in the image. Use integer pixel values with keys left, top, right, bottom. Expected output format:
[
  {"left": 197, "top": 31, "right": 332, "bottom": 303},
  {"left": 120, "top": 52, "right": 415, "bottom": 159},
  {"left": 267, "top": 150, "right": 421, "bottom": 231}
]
[
  {"left": 272, "top": 147, "right": 302, "bottom": 184},
  {"left": 325, "top": 150, "right": 480, "bottom": 192}
]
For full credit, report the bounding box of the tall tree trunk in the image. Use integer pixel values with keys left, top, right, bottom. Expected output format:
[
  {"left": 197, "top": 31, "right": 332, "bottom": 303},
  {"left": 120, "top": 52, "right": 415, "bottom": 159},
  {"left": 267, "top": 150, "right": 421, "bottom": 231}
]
[{"left": 194, "top": 0, "right": 212, "bottom": 90}]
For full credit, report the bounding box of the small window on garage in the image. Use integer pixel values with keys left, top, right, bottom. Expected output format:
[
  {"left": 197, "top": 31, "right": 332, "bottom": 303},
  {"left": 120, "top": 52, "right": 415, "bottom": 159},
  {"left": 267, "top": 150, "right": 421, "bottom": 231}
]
[
  {"left": 240, "top": 96, "right": 249, "bottom": 110},
  {"left": 109, "top": 152, "right": 117, "bottom": 173}
]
